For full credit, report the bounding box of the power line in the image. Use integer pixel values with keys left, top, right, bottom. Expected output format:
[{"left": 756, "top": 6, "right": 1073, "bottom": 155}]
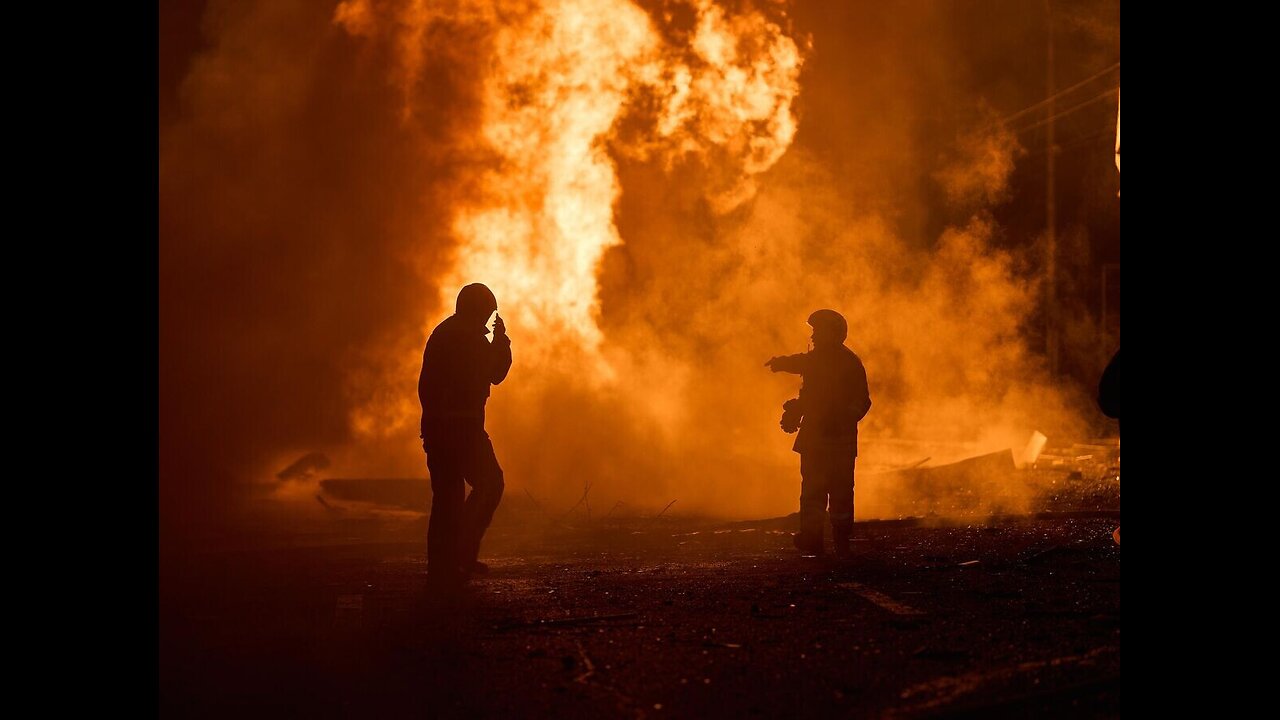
[
  {"left": 1011, "top": 86, "right": 1119, "bottom": 134},
  {"left": 997, "top": 62, "right": 1120, "bottom": 126},
  {"left": 1022, "top": 126, "right": 1119, "bottom": 157}
]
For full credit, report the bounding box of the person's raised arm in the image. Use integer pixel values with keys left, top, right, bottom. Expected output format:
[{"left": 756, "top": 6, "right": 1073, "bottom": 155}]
[
  {"left": 490, "top": 314, "right": 513, "bottom": 384},
  {"left": 765, "top": 352, "right": 808, "bottom": 375}
]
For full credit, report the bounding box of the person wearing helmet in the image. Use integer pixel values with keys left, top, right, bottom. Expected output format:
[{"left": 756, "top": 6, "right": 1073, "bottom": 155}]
[
  {"left": 419, "top": 283, "right": 513, "bottom": 591},
  {"left": 766, "top": 309, "right": 872, "bottom": 558}
]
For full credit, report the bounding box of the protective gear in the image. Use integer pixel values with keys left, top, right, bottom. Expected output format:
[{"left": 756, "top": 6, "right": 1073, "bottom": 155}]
[
  {"left": 832, "top": 520, "right": 853, "bottom": 558},
  {"left": 770, "top": 309, "right": 868, "bottom": 561},
  {"left": 807, "top": 309, "right": 847, "bottom": 344},
  {"left": 780, "top": 398, "right": 804, "bottom": 434},
  {"left": 425, "top": 426, "right": 505, "bottom": 582},
  {"left": 793, "top": 530, "right": 824, "bottom": 556},
  {"left": 422, "top": 284, "right": 512, "bottom": 587},
  {"left": 800, "top": 447, "right": 855, "bottom": 558},
  {"left": 456, "top": 283, "right": 498, "bottom": 319}
]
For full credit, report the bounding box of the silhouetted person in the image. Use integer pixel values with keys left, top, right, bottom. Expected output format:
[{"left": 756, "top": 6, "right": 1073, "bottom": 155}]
[
  {"left": 419, "top": 283, "right": 512, "bottom": 590},
  {"left": 767, "top": 309, "right": 871, "bottom": 558},
  {"left": 1098, "top": 347, "right": 1119, "bottom": 427},
  {"left": 1099, "top": 347, "right": 1119, "bottom": 544}
]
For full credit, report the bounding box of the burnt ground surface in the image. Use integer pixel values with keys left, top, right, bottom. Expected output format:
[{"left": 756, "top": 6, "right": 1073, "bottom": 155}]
[{"left": 161, "top": 513, "right": 1120, "bottom": 718}]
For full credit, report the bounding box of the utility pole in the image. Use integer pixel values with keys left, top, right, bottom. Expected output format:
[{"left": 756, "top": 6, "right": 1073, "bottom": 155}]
[{"left": 1045, "top": 0, "right": 1059, "bottom": 376}]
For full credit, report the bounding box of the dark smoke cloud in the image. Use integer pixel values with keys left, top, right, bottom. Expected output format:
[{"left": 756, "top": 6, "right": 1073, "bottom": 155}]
[{"left": 160, "top": 0, "right": 471, "bottom": 538}]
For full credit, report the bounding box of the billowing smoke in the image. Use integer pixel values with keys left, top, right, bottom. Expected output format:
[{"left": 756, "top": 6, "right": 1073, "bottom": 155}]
[{"left": 160, "top": 0, "right": 1118, "bottom": 539}]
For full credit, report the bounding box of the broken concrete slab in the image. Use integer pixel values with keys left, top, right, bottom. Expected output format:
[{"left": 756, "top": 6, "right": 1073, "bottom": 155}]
[{"left": 319, "top": 478, "right": 429, "bottom": 511}]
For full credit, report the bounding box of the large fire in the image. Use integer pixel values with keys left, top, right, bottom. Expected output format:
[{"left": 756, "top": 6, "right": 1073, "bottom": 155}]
[
  {"left": 161, "top": 0, "right": 1117, "bottom": 529},
  {"left": 336, "top": 0, "right": 803, "bottom": 372}
]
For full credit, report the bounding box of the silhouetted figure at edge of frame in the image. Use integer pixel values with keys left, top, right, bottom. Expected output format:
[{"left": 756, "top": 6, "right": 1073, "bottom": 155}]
[
  {"left": 766, "top": 309, "right": 871, "bottom": 559},
  {"left": 419, "top": 283, "right": 512, "bottom": 592},
  {"left": 1098, "top": 347, "right": 1119, "bottom": 545},
  {"left": 1098, "top": 347, "right": 1119, "bottom": 430}
]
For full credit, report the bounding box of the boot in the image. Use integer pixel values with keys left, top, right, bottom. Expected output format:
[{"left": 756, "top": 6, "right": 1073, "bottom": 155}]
[
  {"left": 832, "top": 521, "right": 853, "bottom": 559},
  {"left": 424, "top": 569, "right": 465, "bottom": 599},
  {"left": 792, "top": 531, "right": 825, "bottom": 556},
  {"left": 793, "top": 515, "right": 826, "bottom": 556}
]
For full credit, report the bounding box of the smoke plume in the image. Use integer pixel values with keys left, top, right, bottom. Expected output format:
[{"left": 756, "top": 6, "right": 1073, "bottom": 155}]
[{"left": 160, "top": 0, "right": 1118, "bottom": 538}]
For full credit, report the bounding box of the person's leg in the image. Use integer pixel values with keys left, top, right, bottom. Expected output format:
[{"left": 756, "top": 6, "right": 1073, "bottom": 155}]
[
  {"left": 829, "top": 454, "right": 856, "bottom": 558},
  {"left": 459, "top": 433, "right": 505, "bottom": 570},
  {"left": 426, "top": 443, "right": 465, "bottom": 584},
  {"left": 797, "top": 451, "right": 827, "bottom": 554}
]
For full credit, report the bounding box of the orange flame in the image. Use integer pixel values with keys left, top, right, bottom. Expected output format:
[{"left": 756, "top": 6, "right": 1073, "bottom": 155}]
[{"left": 336, "top": 0, "right": 806, "bottom": 421}]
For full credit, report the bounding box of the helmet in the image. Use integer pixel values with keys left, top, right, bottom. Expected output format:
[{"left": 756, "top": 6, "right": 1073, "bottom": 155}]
[
  {"left": 807, "top": 308, "right": 847, "bottom": 343},
  {"left": 456, "top": 283, "right": 498, "bottom": 318}
]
